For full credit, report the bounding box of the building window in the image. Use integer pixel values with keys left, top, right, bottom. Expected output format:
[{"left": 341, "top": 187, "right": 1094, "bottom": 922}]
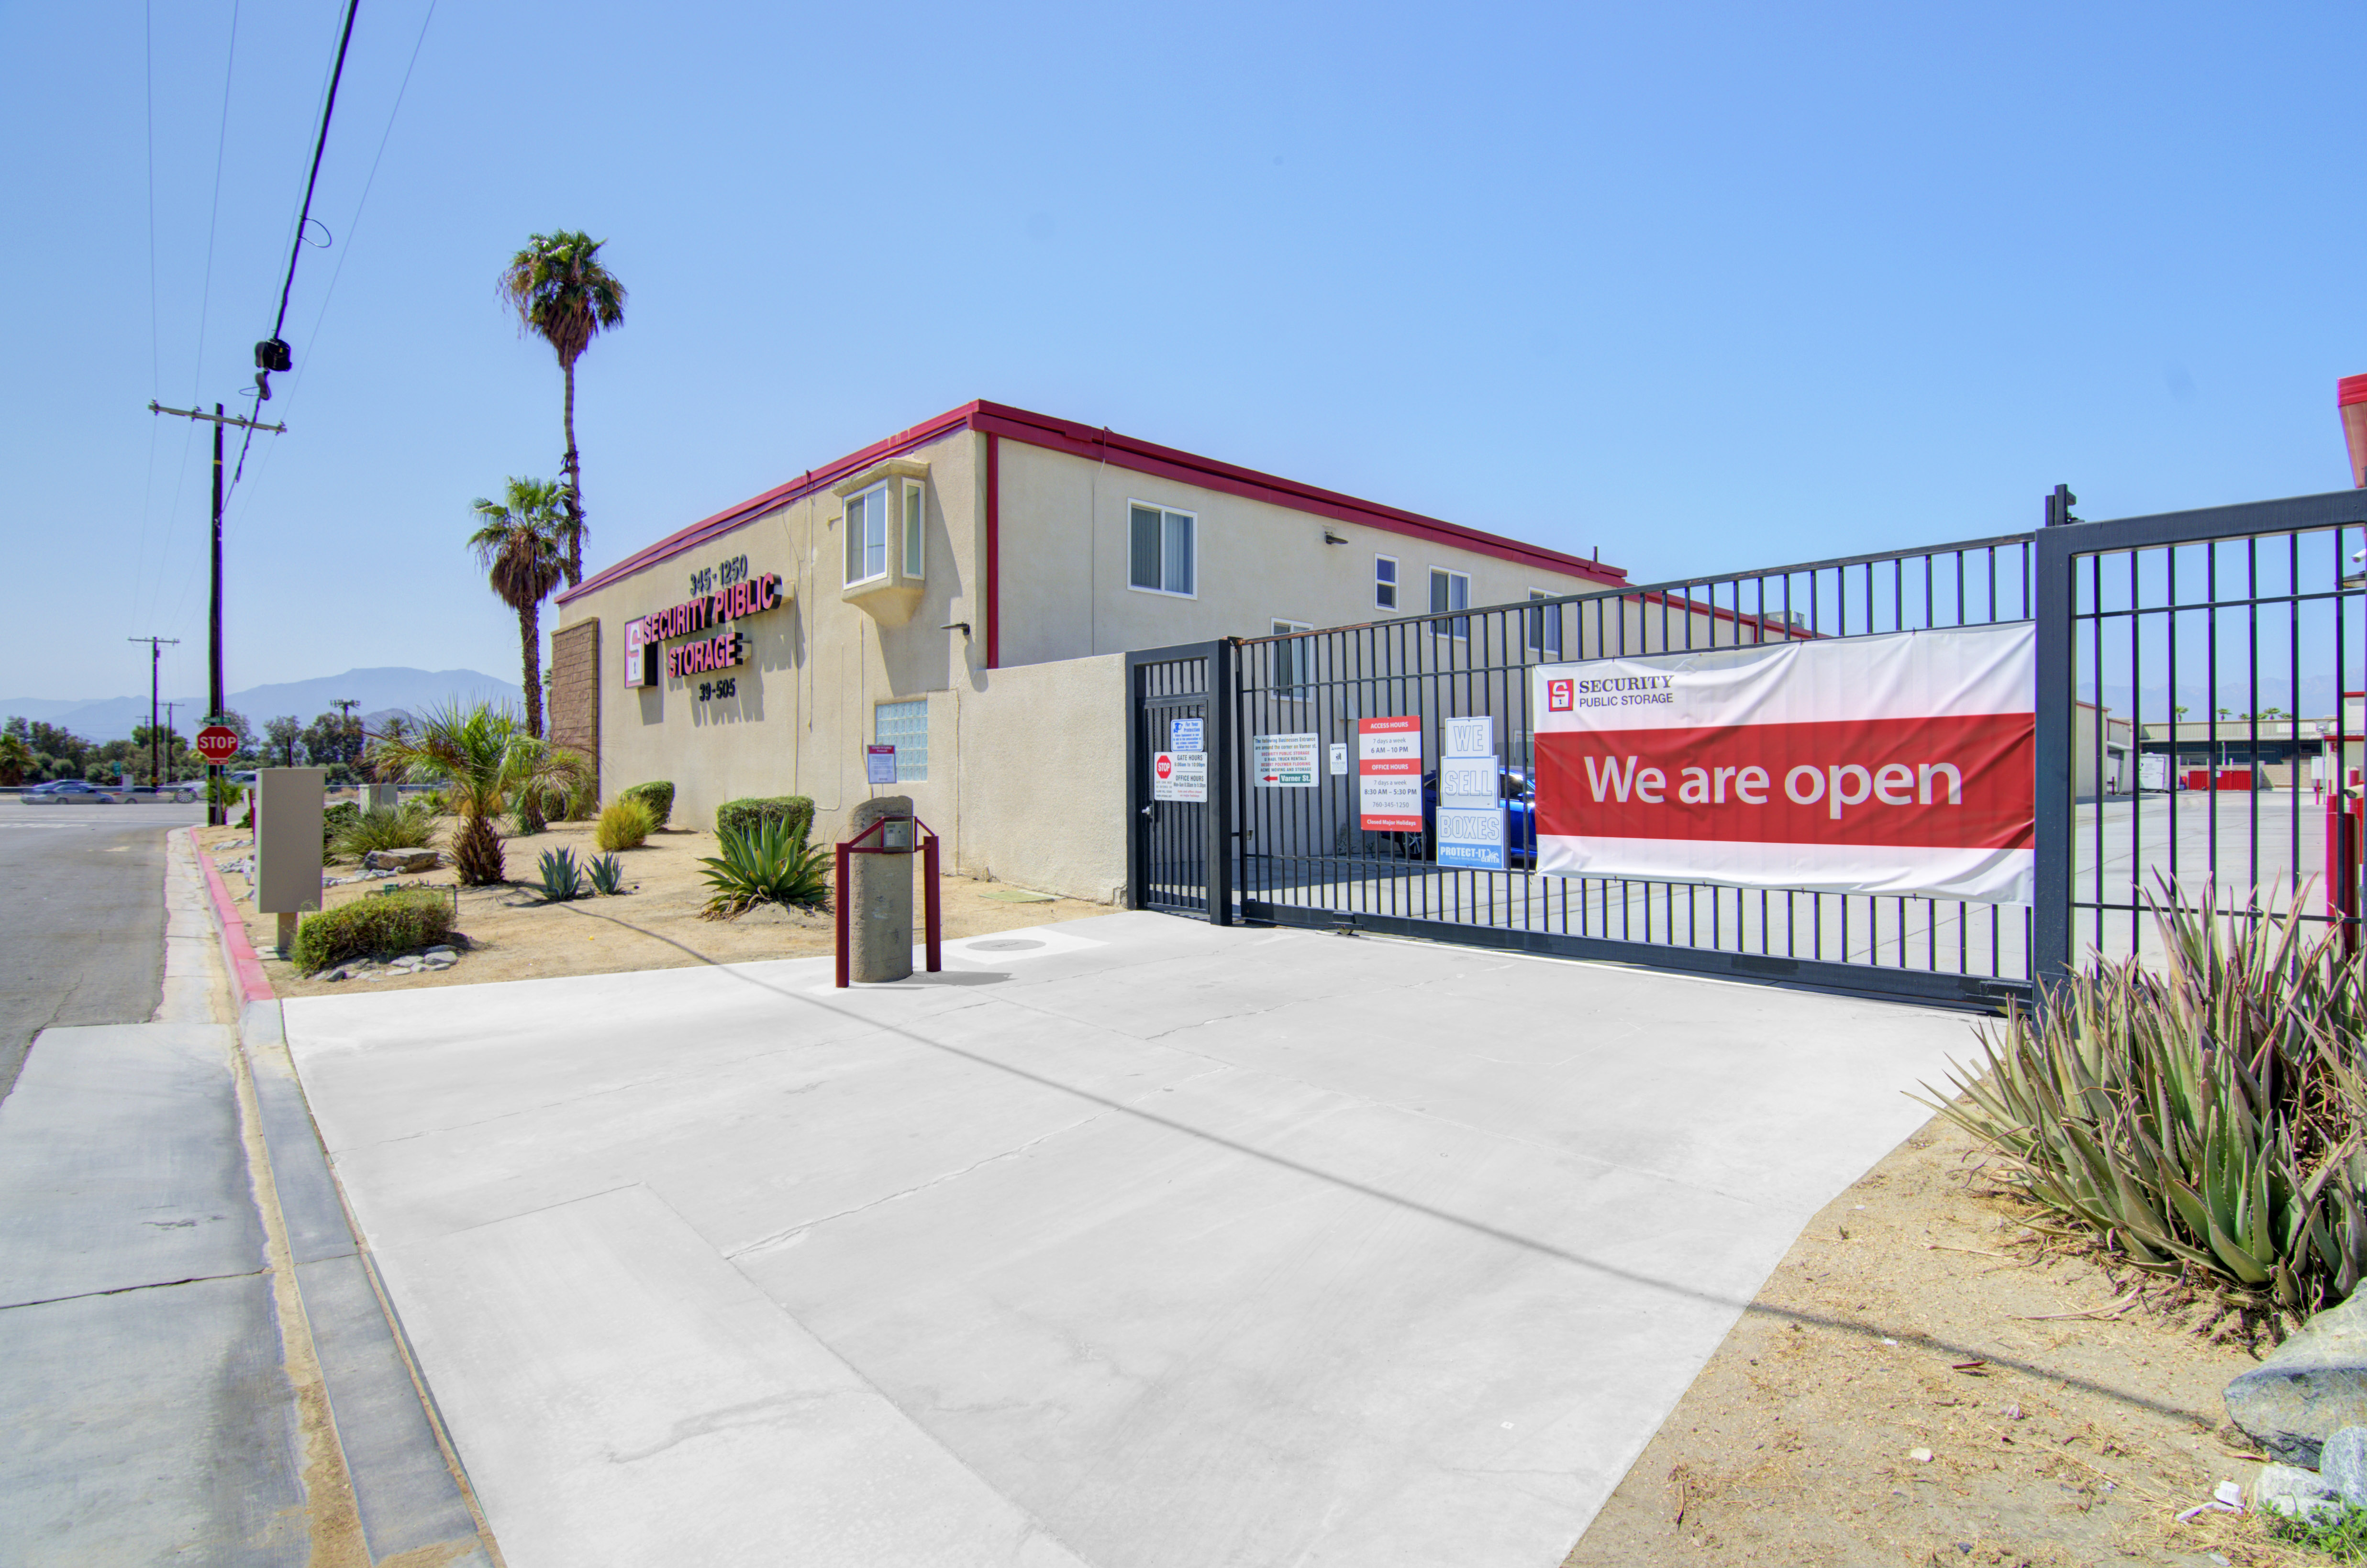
[
  {"left": 1128, "top": 503, "right": 1196, "bottom": 596},
  {"left": 1430, "top": 568, "right": 1469, "bottom": 639},
  {"left": 1375, "top": 554, "right": 1398, "bottom": 610},
  {"left": 1525, "top": 590, "right": 1563, "bottom": 657},
  {"left": 1271, "top": 620, "right": 1312, "bottom": 699},
  {"left": 875, "top": 698, "right": 928, "bottom": 782},
  {"left": 845, "top": 484, "right": 889, "bottom": 585},
  {"left": 903, "top": 480, "right": 925, "bottom": 579}
]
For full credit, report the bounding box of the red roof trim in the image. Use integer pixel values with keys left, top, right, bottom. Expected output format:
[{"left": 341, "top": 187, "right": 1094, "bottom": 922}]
[{"left": 558, "top": 399, "right": 1627, "bottom": 604}]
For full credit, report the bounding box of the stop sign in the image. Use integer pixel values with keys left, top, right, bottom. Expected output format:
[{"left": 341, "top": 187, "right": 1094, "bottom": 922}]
[
  {"left": 194, "top": 725, "right": 240, "bottom": 764},
  {"left": 1156, "top": 754, "right": 1174, "bottom": 781}
]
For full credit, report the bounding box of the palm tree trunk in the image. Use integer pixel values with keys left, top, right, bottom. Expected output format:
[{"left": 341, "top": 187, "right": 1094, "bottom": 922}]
[
  {"left": 561, "top": 358, "right": 582, "bottom": 587},
  {"left": 520, "top": 600, "right": 545, "bottom": 740}
]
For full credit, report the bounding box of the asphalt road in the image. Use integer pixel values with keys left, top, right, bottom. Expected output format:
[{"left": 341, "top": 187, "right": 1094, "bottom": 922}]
[{"left": 0, "top": 804, "right": 200, "bottom": 1102}]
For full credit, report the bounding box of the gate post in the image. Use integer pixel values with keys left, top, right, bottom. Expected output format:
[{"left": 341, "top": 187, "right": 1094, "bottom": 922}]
[
  {"left": 1205, "top": 638, "right": 1236, "bottom": 926},
  {"left": 2032, "top": 522, "right": 2078, "bottom": 993},
  {"left": 1123, "top": 654, "right": 1145, "bottom": 910}
]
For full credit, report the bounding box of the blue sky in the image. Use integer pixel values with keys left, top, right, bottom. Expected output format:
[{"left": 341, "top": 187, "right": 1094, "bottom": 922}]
[{"left": 5, "top": 0, "right": 2365, "bottom": 704}]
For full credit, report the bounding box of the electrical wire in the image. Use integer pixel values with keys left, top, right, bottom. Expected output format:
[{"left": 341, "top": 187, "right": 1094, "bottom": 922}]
[
  {"left": 130, "top": 0, "right": 167, "bottom": 632},
  {"left": 230, "top": 0, "right": 361, "bottom": 489}
]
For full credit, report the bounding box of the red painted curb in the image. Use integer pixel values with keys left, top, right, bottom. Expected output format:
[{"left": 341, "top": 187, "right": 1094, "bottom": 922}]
[{"left": 189, "top": 826, "right": 275, "bottom": 1005}]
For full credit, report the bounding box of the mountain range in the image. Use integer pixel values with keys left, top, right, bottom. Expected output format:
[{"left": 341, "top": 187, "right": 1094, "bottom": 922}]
[{"left": 0, "top": 668, "right": 526, "bottom": 743}]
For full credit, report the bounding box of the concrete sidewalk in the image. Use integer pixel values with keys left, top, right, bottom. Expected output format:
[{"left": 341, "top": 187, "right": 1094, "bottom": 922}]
[{"left": 284, "top": 913, "right": 1985, "bottom": 1568}]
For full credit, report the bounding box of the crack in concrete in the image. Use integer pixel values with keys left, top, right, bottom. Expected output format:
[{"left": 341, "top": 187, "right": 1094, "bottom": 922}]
[{"left": 0, "top": 1265, "right": 270, "bottom": 1313}]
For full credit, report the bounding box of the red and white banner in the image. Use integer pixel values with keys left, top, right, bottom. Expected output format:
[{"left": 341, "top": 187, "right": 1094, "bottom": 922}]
[{"left": 1531, "top": 624, "right": 2035, "bottom": 903}]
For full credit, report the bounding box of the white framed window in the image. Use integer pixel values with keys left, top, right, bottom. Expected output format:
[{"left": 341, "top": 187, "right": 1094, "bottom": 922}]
[
  {"left": 1374, "top": 554, "right": 1399, "bottom": 610},
  {"left": 1128, "top": 502, "right": 1196, "bottom": 596},
  {"left": 875, "top": 698, "right": 928, "bottom": 782},
  {"left": 1429, "top": 568, "right": 1469, "bottom": 639},
  {"left": 1525, "top": 589, "right": 1563, "bottom": 656},
  {"left": 845, "top": 483, "right": 889, "bottom": 585},
  {"left": 1271, "top": 620, "right": 1313, "bottom": 699},
  {"left": 903, "top": 480, "right": 925, "bottom": 579}
]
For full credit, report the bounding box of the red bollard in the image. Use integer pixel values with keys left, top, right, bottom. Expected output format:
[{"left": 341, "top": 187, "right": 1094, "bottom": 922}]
[
  {"left": 2330, "top": 794, "right": 2363, "bottom": 958},
  {"left": 834, "top": 840, "right": 852, "bottom": 987},
  {"left": 923, "top": 831, "right": 942, "bottom": 973}
]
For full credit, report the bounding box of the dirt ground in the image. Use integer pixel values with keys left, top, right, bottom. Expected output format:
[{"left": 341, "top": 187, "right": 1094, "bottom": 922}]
[
  {"left": 194, "top": 816, "right": 1108, "bottom": 997},
  {"left": 1561, "top": 1109, "right": 2320, "bottom": 1568}
]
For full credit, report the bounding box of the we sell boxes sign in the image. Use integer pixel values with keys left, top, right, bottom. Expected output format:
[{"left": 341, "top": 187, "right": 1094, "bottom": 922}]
[{"left": 1530, "top": 624, "right": 2035, "bottom": 903}]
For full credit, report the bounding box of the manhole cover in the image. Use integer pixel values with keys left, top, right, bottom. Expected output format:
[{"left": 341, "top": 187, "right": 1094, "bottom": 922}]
[{"left": 966, "top": 939, "right": 1045, "bottom": 952}]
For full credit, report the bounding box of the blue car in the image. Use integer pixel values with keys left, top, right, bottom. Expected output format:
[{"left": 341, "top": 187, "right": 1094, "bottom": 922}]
[{"left": 1370, "top": 764, "right": 1538, "bottom": 866}]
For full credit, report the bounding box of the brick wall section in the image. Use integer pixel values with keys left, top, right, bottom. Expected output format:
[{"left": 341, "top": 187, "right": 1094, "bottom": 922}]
[{"left": 548, "top": 619, "right": 600, "bottom": 797}]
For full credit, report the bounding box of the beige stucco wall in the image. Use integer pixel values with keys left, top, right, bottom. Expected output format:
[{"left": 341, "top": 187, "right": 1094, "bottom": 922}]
[
  {"left": 948, "top": 653, "right": 1126, "bottom": 902},
  {"left": 553, "top": 427, "right": 989, "bottom": 843},
  {"left": 994, "top": 440, "right": 1622, "bottom": 663}
]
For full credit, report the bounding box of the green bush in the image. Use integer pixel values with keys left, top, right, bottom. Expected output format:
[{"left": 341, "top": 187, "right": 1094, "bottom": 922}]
[
  {"left": 329, "top": 803, "right": 439, "bottom": 861},
  {"left": 1927, "top": 880, "right": 2367, "bottom": 1318},
  {"left": 322, "top": 801, "right": 360, "bottom": 851},
  {"left": 292, "top": 889, "right": 456, "bottom": 974},
  {"left": 596, "top": 797, "right": 656, "bottom": 851},
  {"left": 697, "top": 817, "right": 831, "bottom": 920},
  {"left": 715, "top": 795, "right": 813, "bottom": 846},
  {"left": 620, "top": 781, "right": 674, "bottom": 829}
]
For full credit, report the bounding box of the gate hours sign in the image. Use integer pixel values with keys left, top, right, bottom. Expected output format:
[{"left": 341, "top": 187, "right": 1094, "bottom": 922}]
[
  {"left": 1153, "top": 750, "right": 1208, "bottom": 802},
  {"left": 1531, "top": 624, "right": 2036, "bottom": 902},
  {"left": 1357, "top": 716, "right": 1422, "bottom": 830}
]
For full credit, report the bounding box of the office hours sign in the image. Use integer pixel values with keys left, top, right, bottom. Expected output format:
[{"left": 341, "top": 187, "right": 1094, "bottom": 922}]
[{"left": 1530, "top": 623, "right": 2036, "bottom": 903}]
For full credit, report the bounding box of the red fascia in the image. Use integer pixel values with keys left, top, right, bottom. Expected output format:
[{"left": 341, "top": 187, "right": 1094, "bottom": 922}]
[{"left": 557, "top": 400, "right": 1634, "bottom": 624}]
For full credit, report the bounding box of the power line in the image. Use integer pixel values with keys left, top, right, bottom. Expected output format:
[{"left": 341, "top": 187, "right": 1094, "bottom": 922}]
[{"left": 233, "top": 0, "right": 361, "bottom": 490}]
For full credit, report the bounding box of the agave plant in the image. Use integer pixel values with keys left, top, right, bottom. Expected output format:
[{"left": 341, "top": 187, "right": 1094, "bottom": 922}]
[
  {"left": 534, "top": 845, "right": 586, "bottom": 902},
  {"left": 586, "top": 851, "right": 626, "bottom": 895},
  {"left": 1925, "top": 880, "right": 2367, "bottom": 1313},
  {"left": 696, "top": 817, "right": 831, "bottom": 920}
]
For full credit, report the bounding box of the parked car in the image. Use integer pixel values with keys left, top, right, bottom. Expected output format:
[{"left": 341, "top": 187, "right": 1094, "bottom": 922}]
[
  {"left": 22, "top": 780, "right": 119, "bottom": 804},
  {"left": 117, "top": 783, "right": 203, "bottom": 805}
]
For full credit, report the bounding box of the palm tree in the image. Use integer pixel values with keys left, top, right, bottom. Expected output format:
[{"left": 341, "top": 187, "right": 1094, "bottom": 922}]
[
  {"left": 497, "top": 232, "right": 626, "bottom": 587},
  {"left": 373, "top": 702, "right": 589, "bottom": 885},
  {"left": 468, "top": 477, "right": 569, "bottom": 739}
]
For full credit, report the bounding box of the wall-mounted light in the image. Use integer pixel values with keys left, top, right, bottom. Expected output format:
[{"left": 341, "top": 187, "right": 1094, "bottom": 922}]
[
  {"left": 942, "top": 622, "right": 972, "bottom": 638},
  {"left": 1322, "top": 530, "right": 1347, "bottom": 545}
]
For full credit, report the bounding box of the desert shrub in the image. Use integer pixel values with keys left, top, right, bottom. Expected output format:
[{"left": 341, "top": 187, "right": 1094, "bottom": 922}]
[
  {"left": 329, "top": 803, "right": 439, "bottom": 861},
  {"left": 534, "top": 846, "right": 586, "bottom": 901},
  {"left": 715, "top": 795, "right": 813, "bottom": 846},
  {"left": 697, "top": 817, "right": 831, "bottom": 920},
  {"left": 1928, "top": 880, "right": 2367, "bottom": 1318},
  {"left": 418, "top": 787, "right": 450, "bottom": 815},
  {"left": 596, "top": 797, "right": 656, "bottom": 851},
  {"left": 291, "top": 889, "right": 455, "bottom": 974},
  {"left": 562, "top": 776, "right": 601, "bottom": 821},
  {"left": 322, "top": 801, "right": 360, "bottom": 851},
  {"left": 620, "top": 781, "right": 674, "bottom": 829},
  {"left": 587, "top": 852, "right": 626, "bottom": 895}
]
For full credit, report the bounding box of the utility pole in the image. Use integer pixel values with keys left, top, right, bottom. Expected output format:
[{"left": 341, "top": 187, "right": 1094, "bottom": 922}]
[
  {"left": 148, "top": 401, "right": 284, "bottom": 823},
  {"left": 162, "top": 701, "right": 184, "bottom": 784},
  {"left": 127, "top": 636, "right": 179, "bottom": 790}
]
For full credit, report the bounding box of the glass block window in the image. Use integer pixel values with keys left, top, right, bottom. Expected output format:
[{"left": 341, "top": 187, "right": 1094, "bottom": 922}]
[{"left": 875, "top": 698, "right": 929, "bottom": 783}]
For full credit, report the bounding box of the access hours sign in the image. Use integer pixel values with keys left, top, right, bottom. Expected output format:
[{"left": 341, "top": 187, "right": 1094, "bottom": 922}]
[{"left": 1357, "top": 716, "right": 1422, "bottom": 830}]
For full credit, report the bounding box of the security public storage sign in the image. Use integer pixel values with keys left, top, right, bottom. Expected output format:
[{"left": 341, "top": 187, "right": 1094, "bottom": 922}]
[
  {"left": 1357, "top": 716, "right": 1422, "bottom": 829},
  {"left": 1531, "top": 624, "right": 2036, "bottom": 903},
  {"left": 1153, "top": 751, "right": 1208, "bottom": 803}
]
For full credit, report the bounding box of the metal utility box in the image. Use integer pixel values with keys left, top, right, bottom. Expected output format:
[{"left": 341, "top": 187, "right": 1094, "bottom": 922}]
[
  {"left": 255, "top": 768, "right": 326, "bottom": 918},
  {"left": 364, "top": 783, "right": 401, "bottom": 812}
]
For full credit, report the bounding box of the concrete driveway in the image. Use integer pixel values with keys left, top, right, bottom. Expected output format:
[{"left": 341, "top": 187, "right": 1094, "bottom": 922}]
[{"left": 284, "top": 912, "right": 1985, "bottom": 1568}]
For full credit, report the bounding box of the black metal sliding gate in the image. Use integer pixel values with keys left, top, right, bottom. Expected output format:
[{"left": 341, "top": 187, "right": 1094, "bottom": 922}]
[{"left": 1126, "top": 487, "right": 2367, "bottom": 1008}]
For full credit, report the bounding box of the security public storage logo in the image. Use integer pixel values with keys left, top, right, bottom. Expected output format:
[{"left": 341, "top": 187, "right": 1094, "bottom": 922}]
[{"left": 1547, "top": 678, "right": 1574, "bottom": 713}]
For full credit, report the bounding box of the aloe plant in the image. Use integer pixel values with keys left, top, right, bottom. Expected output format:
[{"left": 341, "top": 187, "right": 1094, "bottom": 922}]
[
  {"left": 1925, "top": 880, "right": 2367, "bottom": 1312},
  {"left": 586, "top": 851, "right": 625, "bottom": 895},
  {"left": 696, "top": 817, "right": 830, "bottom": 920},
  {"left": 534, "top": 845, "right": 586, "bottom": 902}
]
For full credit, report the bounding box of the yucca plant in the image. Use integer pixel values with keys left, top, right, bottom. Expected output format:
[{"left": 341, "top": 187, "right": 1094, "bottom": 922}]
[
  {"left": 696, "top": 817, "right": 831, "bottom": 920},
  {"left": 534, "top": 845, "right": 587, "bottom": 902},
  {"left": 1925, "top": 879, "right": 2367, "bottom": 1314},
  {"left": 586, "top": 851, "right": 626, "bottom": 895}
]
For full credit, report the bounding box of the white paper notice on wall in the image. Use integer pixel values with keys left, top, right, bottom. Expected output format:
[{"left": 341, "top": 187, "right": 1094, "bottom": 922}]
[
  {"left": 1329, "top": 742, "right": 1348, "bottom": 776},
  {"left": 865, "top": 745, "right": 898, "bottom": 785},
  {"left": 1154, "top": 751, "right": 1208, "bottom": 802},
  {"left": 1251, "top": 732, "right": 1319, "bottom": 787}
]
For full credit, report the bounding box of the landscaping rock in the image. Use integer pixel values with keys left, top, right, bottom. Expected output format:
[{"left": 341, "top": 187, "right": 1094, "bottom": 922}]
[
  {"left": 2257, "top": 1463, "right": 2344, "bottom": 1525},
  {"left": 2323, "top": 1425, "right": 2367, "bottom": 1507},
  {"left": 2226, "top": 1292, "right": 2367, "bottom": 1465},
  {"left": 364, "top": 848, "right": 440, "bottom": 873}
]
